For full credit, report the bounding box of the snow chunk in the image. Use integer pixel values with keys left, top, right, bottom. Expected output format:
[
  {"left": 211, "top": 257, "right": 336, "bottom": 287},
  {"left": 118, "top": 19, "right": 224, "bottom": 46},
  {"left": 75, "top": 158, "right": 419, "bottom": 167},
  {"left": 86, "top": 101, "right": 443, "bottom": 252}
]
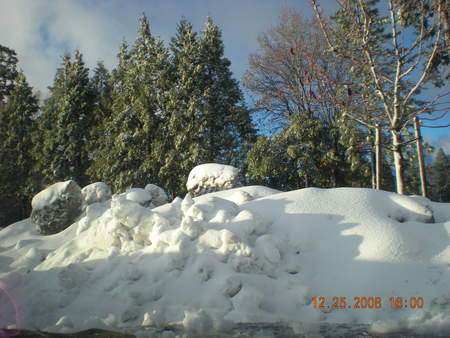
[
  {"left": 81, "top": 182, "right": 111, "bottom": 207},
  {"left": 144, "top": 184, "right": 169, "bottom": 207},
  {"left": 199, "top": 229, "right": 223, "bottom": 249},
  {"left": 111, "top": 195, "right": 153, "bottom": 229},
  {"left": 387, "top": 194, "right": 434, "bottom": 223},
  {"left": 185, "top": 195, "right": 238, "bottom": 222},
  {"left": 187, "top": 163, "right": 241, "bottom": 196},
  {"left": 124, "top": 188, "right": 153, "bottom": 207}
]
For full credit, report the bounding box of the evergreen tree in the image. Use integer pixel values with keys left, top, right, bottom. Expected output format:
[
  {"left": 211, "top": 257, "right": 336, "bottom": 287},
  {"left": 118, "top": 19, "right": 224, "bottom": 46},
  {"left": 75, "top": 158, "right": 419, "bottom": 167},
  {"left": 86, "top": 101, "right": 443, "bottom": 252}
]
[
  {"left": 38, "top": 50, "right": 95, "bottom": 187},
  {"left": 87, "top": 61, "right": 112, "bottom": 180},
  {"left": 197, "top": 17, "right": 254, "bottom": 165},
  {"left": 161, "top": 18, "right": 255, "bottom": 196},
  {"left": 161, "top": 19, "right": 204, "bottom": 196},
  {"left": 0, "top": 71, "right": 39, "bottom": 226},
  {"left": 246, "top": 114, "right": 371, "bottom": 190},
  {"left": 245, "top": 134, "right": 303, "bottom": 191},
  {"left": 0, "top": 44, "right": 18, "bottom": 103},
  {"left": 429, "top": 148, "right": 450, "bottom": 202},
  {"left": 92, "top": 15, "right": 173, "bottom": 192}
]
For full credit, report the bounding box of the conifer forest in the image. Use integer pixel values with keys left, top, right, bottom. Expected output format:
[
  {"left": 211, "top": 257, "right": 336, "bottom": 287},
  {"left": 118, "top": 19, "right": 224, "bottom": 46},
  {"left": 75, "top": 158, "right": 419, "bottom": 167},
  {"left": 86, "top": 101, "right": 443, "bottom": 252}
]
[{"left": 0, "top": 2, "right": 449, "bottom": 228}]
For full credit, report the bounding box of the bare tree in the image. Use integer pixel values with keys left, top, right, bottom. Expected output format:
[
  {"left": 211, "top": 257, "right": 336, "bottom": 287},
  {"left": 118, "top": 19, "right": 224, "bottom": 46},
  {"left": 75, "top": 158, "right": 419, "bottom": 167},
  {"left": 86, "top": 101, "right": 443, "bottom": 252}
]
[
  {"left": 244, "top": 8, "right": 375, "bottom": 187},
  {"left": 243, "top": 8, "right": 351, "bottom": 128},
  {"left": 312, "top": 0, "right": 450, "bottom": 194}
]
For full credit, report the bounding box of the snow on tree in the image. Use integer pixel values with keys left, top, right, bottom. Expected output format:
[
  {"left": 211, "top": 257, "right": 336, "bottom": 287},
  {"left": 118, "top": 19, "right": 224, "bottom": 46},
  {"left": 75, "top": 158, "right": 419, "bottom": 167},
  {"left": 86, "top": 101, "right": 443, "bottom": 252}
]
[{"left": 37, "top": 50, "right": 95, "bottom": 187}]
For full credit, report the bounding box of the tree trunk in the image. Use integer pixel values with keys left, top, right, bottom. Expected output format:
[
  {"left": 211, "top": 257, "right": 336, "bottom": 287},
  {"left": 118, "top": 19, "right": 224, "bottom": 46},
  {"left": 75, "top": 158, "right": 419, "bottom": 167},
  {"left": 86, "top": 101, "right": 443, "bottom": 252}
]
[
  {"left": 370, "top": 150, "right": 376, "bottom": 189},
  {"left": 304, "top": 174, "right": 309, "bottom": 188},
  {"left": 375, "top": 124, "right": 382, "bottom": 190},
  {"left": 392, "top": 130, "right": 405, "bottom": 194},
  {"left": 414, "top": 117, "right": 428, "bottom": 197}
]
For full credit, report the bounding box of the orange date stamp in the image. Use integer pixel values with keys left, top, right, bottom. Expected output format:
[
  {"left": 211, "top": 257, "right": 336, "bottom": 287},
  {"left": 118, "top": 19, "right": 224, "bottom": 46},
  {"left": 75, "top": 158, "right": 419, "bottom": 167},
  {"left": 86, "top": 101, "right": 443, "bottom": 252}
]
[{"left": 312, "top": 296, "right": 424, "bottom": 310}]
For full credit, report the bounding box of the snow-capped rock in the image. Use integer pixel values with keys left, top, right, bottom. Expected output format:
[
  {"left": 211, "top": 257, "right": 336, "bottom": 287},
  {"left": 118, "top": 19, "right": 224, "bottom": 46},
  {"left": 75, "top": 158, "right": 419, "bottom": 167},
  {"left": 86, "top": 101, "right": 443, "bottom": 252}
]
[
  {"left": 187, "top": 163, "right": 241, "bottom": 197},
  {"left": 30, "top": 180, "right": 83, "bottom": 235}
]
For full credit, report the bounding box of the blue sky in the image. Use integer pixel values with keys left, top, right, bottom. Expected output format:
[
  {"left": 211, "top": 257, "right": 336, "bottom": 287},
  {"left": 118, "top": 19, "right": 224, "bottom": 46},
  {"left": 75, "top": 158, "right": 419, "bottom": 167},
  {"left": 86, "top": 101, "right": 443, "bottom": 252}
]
[{"left": 0, "top": 0, "right": 448, "bottom": 153}]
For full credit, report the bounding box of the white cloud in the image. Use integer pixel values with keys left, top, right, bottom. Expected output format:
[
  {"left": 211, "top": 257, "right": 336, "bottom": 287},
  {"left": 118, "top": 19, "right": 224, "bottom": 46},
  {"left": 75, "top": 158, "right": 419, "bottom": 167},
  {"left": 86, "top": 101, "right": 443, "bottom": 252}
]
[
  {"left": 0, "top": 0, "right": 339, "bottom": 96},
  {"left": 0, "top": 0, "right": 132, "bottom": 95}
]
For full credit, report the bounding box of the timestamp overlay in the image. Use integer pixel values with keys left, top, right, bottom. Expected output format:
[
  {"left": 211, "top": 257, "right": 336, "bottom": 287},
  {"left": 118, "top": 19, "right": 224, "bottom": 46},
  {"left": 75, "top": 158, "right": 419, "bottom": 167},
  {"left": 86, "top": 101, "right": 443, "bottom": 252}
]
[{"left": 312, "top": 296, "right": 425, "bottom": 310}]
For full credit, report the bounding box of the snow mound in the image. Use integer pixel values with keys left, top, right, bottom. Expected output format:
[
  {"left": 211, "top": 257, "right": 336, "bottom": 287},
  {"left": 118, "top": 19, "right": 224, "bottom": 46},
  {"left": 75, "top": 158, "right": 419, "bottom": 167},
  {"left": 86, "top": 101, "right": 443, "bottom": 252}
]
[
  {"left": 0, "top": 187, "right": 449, "bottom": 336},
  {"left": 81, "top": 182, "right": 112, "bottom": 208},
  {"left": 187, "top": 163, "right": 241, "bottom": 196}
]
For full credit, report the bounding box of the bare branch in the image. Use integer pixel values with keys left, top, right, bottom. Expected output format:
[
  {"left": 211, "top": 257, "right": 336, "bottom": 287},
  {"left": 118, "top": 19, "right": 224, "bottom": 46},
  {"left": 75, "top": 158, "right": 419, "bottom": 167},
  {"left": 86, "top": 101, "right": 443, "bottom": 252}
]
[{"left": 403, "top": 9, "right": 443, "bottom": 107}]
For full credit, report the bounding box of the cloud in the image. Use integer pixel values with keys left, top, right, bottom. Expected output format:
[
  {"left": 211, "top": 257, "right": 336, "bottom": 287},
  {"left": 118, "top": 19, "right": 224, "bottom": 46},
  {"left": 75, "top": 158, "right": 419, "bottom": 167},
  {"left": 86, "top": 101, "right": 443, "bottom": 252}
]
[
  {"left": 0, "top": 0, "right": 339, "bottom": 96},
  {"left": 0, "top": 0, "right": 135, "bottom": 94}
]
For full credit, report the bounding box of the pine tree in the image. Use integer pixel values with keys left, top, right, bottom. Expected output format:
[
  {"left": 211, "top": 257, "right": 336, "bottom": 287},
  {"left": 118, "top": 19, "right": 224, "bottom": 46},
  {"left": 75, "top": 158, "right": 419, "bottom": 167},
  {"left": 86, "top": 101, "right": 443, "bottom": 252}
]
[
  {"left": 38, "top": 50, "right": 95, "bottom": 187},
  {"left": 160, "top": 18, "right": 255, "bottom": 196},
  {"left": 197, "top": 17, "right": 254, "bottom": 165},
  {"left": 0, "top": 71, "right": 39, "bottom": 226},
  {"left": 429, "top": 148, "right": 450, "bottom": 202},
  {"left": 92, "top": 15, "right": 173, "bottom": 192},
  {"left": 88, "top": 40, "right": 131, "bottom": 188},
  {"left": 0, "top": 44, "right": 18, "bottom": 103},
  {"left": 87, "top": 61, "right": 112, "bottom": 181},
  {"left": 160, "top": 19, "right": 204, "bottom": 196}
]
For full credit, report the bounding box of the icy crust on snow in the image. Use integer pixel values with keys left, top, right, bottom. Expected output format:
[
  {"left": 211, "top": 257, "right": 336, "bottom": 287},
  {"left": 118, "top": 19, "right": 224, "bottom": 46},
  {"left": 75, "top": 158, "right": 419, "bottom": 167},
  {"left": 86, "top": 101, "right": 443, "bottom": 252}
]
[{"left": 0, "top": 187, "right": 450, "bottom": 336}]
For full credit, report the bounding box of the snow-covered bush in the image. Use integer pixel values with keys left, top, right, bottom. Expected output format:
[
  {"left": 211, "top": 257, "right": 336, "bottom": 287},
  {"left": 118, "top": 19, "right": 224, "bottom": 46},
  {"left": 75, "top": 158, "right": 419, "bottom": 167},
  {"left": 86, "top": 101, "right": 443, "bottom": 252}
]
[{"left": 187, "top": 163, "right": 241, "bottom": 197}]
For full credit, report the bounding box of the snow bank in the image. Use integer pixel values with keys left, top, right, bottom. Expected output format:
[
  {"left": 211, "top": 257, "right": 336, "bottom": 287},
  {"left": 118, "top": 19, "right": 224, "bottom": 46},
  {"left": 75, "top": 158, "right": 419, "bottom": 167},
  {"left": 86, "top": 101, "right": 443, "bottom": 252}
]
[
  {"left": 187, "top": 163, "right": 241, "bottom": 196},
  {"left": 0, "top": 187, "right": 449, "bottom": 336}
]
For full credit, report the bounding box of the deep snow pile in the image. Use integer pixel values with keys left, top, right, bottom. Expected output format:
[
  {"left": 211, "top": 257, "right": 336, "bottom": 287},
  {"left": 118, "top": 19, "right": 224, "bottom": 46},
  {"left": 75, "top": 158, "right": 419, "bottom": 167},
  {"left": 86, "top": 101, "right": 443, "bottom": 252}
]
[{"left": 0, "top": 186, "right": 450, "bottom": 336}]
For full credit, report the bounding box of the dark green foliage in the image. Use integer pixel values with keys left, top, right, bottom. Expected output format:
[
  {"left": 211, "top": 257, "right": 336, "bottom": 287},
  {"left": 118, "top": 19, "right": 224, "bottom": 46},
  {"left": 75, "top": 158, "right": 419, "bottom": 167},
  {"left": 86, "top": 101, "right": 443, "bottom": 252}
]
[
  {"left": 90, "top": 15, "right": 175, "bottom": 192},
  {"left": 160, "top": 17, "right": 254, "bottom": 196},
  {"left": 245, "top": 135, "right": 303, "bottom": 191},
  {"left": 429, "top": 148, "right": 450, "bottom": 202},
  {"left": 86, "top": 61, "right": 112, "bottom": 180},
  {"left": 0, "top": 71, "right": 39, "bottom": 226},
  {"left": 197, "top": 17, "right": 255, "bottom": 164},
  {"left": 246, "top": 115, "right": 371, "bottom": 190},
  {"left": 0, "top": 44, "right": 18, "bottom": 103},
  {"left": 37, "top": 51, "right": 95, "bottom": 187}
]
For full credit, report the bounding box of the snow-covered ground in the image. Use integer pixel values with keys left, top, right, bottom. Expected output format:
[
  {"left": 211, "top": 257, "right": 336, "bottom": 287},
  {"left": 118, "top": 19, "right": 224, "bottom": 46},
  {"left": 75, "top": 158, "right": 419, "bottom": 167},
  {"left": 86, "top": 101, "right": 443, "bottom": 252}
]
[{"left": 0, "top": 186, "right": 449, "bottom": 336}]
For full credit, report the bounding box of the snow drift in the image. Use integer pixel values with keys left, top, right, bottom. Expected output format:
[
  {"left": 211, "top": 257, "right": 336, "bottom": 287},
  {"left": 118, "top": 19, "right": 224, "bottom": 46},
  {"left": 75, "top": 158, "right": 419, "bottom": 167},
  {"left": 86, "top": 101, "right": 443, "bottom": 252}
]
[{"left": 0, "top": 186, "right": 449, "bottom": 336}]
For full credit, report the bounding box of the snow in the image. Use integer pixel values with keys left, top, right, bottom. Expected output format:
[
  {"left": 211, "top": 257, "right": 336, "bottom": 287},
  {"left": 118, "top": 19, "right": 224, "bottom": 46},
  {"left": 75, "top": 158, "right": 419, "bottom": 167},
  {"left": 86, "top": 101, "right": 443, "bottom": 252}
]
[
  {"left": 31, "top": 181, "right": 76, "bottom": 210},
  {"left": 186, "top": 163, "right": 240, "bottom": 196},
  {"left": 81, "top": 182, "right": 111, "bottom": 208},
  {"left": 1, "top": 185, "right": 449, "bottom": 336}
]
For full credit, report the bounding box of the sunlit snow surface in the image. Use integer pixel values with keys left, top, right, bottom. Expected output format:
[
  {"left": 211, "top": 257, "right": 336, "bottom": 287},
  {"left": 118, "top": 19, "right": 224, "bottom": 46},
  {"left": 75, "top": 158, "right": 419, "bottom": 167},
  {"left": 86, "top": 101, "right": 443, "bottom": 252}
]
[{"left": 1, "top": 186, "right": 449, "bottom": 336}]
